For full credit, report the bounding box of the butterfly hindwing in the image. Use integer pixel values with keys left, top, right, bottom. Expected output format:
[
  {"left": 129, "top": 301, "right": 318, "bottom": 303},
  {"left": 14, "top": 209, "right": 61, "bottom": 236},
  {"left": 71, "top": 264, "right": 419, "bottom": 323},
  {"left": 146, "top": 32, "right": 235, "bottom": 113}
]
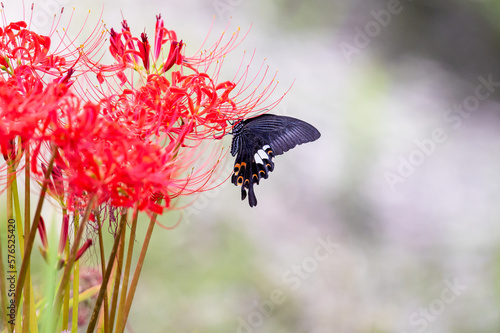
[
  {"left": 231, "top": 146, "right": 268, "bottom": 207},
  {"left": 231, "top": 114, "right": 321, "bottom": 207}
]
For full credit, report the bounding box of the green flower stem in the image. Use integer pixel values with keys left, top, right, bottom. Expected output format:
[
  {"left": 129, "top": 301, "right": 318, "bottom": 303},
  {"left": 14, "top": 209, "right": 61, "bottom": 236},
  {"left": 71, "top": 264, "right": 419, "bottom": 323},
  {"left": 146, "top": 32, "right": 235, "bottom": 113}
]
[
  {"left": 71, "top": 213, "right": 80, "bottom": 333},
  {"left": 96, "top": 213, "right": 110, "bottom": 333},
  {"left": 61, "top": 209, "right": 69, "bottom": 331},
  {"left": 11, "top": 165, "right": 25, "bottom": 333},
  {"left": 86, "top": 211, "right": 128, "bottom": 333},
  {"left": 119, "top": 213, "right": 157, "bottom": 333},
  {"left": 51, "top": 197, "right": 95, "bottom": 331},
  {"left": 0, "top": 194, "right": 12, "bottom": 333},
  {"left": 115, "top": 209, "right": 138, "bottom": 332},
  {"left": 14, "top": 146, "right": 57, "bottom": 314},
  {"left": 0, "top": 235, "right": 12, "bottom": 333},
  {"left": 108, "top": 219, "right": 126, "bottom": 333},
  {"left": 22, "top": 150, "right": 31, "bottom": 333},
  {"left": 40, "top": 238, "right": 59, "bottom": 333},
  {"left": 62, "top": 276, "right": 70, "bottom": 331},
  {"left": 2, "top": 163, "right": 15, "bottom": 333}
]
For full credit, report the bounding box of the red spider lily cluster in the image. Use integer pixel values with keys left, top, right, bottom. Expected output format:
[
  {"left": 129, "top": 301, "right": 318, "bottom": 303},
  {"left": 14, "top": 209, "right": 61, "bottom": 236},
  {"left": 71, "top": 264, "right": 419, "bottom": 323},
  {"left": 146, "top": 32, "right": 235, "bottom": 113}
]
[
  {"left": 0, "top": 10, "right": 289, "bottom": 331},
  {"left": 0, "top": 14, "right": 284, "bottom": 215}
]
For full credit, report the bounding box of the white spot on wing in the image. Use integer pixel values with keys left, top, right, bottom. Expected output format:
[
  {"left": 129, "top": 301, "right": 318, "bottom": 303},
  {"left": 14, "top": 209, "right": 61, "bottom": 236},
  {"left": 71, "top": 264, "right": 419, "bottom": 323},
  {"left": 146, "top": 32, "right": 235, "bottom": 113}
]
[
  {"left": 254, "top": 153, "right": 264, "bottom": 164},
  {"left": 262, "top": 145, "right": 271, "bottom": 150},
  {"left": 257, "top": 149, "right": 268, "bottom": 160}
]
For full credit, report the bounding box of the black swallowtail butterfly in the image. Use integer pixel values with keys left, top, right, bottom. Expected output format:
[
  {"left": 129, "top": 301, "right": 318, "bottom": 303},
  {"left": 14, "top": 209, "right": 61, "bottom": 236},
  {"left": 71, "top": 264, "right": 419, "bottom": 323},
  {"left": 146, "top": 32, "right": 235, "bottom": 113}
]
[{"left": 230, "top": 114, "right": 321, "bottom": 207}]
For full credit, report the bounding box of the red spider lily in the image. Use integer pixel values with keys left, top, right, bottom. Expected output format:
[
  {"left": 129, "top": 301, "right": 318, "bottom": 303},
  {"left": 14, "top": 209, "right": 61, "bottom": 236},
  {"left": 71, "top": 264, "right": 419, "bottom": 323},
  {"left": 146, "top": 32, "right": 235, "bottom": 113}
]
[
  {"left": 0, "top": 71, "right": 74, "bottom": 190},
  {"left": 107, "top": 15, "right": 183, "bottom": 75},
  {"left": 0, "top": 72, "right": 73, "bottom": 141},
  {"left": 0, "top": 12, "right": 104, "bottom": 190},
  {"left": 0, "top": 20, "right": 78, "bottom": 81},
  {"left": 0, "top": 6, "right": 108, "bottom": 78},
  {"left": 86, "top": 15, "right": 289, "bottom": 207},
  {"left": 98, "top": 15, "right": 286, "bottom": 130},
  {"left": 102, "top": 72, "right": 237, "bottom": 139},
  {"left": 0, "top": 21, "right": 52, "bottom": 73},
  {"left": 30, "top": 95, "right": 184, "bottom": 213},
  {"left": 0, "top": 10, "right": 298, "bottom": 333},
  {"left": 2, "top": 13, "right": 286, "bottom": 213}
]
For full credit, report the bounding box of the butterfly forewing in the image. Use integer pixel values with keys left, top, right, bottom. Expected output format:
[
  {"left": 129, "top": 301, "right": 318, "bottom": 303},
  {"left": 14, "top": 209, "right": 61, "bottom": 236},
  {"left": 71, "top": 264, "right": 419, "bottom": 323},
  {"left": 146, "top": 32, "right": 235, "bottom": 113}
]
[{"left": 231, "top": 114, "right": 321, "bottom": 207}]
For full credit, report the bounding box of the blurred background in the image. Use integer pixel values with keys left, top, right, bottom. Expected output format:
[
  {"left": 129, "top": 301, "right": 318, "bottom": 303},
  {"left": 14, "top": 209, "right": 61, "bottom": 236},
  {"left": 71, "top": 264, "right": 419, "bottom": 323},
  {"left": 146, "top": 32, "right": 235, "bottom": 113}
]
[{"left": 4, "top": 0, "right": 500, "bottom": 332}]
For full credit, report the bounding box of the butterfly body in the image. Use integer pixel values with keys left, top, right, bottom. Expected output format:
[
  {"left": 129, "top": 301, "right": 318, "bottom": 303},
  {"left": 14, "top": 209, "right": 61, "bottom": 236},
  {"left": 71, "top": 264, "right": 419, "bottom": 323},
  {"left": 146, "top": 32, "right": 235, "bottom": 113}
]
[{"left": 230, "top": 114, "right": 321, "bottom": 207}]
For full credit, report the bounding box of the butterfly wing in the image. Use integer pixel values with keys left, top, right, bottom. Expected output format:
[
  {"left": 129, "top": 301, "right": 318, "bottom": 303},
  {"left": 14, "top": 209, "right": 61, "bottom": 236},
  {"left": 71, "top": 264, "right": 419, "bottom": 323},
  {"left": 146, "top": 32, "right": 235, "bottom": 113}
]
[
  {"left": 241, "top": 114, "right": 321, "bottom": 155},
  {"left": 231, "top": 139, "right": 275, "bottom": 207},
  {"left": 231, "top": 114, "right": 321, "bottom": 207}
]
